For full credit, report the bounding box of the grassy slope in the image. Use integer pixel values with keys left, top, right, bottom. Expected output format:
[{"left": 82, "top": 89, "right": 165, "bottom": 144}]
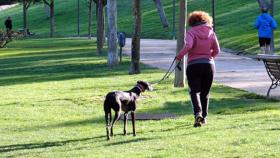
[
  {"left": 0, "top": 39, "right": 280, "bottom": 157},
  {"left": 0, "top": 0, "right": 279, "bottom": 54}
]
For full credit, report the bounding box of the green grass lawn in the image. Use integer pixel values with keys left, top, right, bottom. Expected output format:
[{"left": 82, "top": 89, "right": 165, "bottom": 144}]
[
  {"left": 0, "top": 38, "right": 280, "bottom": 157},
  {"left": 0, "top": 0, "right": 279, "bottom": 54}
]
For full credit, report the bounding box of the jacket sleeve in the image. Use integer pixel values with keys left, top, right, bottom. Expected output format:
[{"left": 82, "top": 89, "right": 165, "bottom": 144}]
[
  {"left": 176, "top": 31, "right": 194, "bottom": 60},
  {"left": 211, "top": 33, "right": 220, "bottom": 58}
]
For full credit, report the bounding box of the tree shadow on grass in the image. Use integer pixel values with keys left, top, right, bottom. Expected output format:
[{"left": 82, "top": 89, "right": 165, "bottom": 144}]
[
  {"left": 0, "top": 136, "right": 102, "bottom": 153},
  {"left": 141, "top": 124, "right": 195, "bottom": 136},
  {"left": 0, "top": 135, "right": 157, "bottom": 154},
  {"left": 210, "top": 94, "right": 279, "bottom": 115},
  {"left": 19, "top": 89, "right": 279, "bottom": 133},
  {"left": 0, "top": 46, "right": 156, "bottom": 86},
  {"left": 142, "top": 91, "right": 279, "bottom": 117},
  {"left": 106, "top": 137, "right": 158, "bottom": 146},
  {"left": 129, "top": 92, "right": 279, "bottom": 135},
  {"left": 21, "top": 116, "right": 104, "bottom": 132},
  {"left": 267, "top": 128, "right": 280, "bottom": 131}
]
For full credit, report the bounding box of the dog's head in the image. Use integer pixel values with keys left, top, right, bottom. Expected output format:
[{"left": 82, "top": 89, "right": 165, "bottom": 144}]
[{"left": 136, "top": 80, "right": 153, "bottom": 92}]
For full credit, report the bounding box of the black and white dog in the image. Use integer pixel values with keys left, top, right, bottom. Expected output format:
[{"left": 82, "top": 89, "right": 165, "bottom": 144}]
[{"left": 103, "top": 81, "right": 153, "bottom": 140}]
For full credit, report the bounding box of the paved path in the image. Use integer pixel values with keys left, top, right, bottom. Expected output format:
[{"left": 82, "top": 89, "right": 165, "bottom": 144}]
[
  {"left": 0, "top": 4, "right": 18, "bottom": 11},
  {"left": 123, "top": 39, "right": 280, "bottom": 99}
]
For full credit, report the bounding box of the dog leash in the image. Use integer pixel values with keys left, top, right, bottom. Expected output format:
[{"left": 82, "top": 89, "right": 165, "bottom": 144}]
[{"left": 152, "top": 57, "right": 182, "bottom": 86}]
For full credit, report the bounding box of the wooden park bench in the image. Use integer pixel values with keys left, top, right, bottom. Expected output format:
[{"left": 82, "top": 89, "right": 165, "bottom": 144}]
[
  {"left": 256, "top": 54, "right": 280, "bottom": 97},
  {"left": 18, "top": 28, "right": 35, "bottom": 36}
]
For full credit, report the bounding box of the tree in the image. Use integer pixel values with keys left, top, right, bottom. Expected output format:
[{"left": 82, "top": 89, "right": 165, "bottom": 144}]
[
  {"left": 22, "top": 0, "right": 31, "bottom": 36},
  {"left": 174, "top": 0, "right": 186, "bottom": 87},
  {"left": 153, "top": 0, "right": 169, "bottom": 28},
  {"left": 129, "top": 0, "right": 141, "bottom": 74},
  {"left": 18, "top": 0, "right": 39, "bottom": 36},
  {"left": 107, "top": 0, "right": 118, "bottom": 66},
  {"left": 87, "top": 0, "right": 94, "bottom": 39},
  {"left": 77, "top": 0, "right": 80, "bottom": 36},
  {"left": 43, "top": 0, "right": 55, "bottom": 37},
  {"left": 94, "top": 0, "right": 107, "bottom": 55},
  {"left": 2, "top": 0, "right": 39, "bottom": 37},
  {"left": 257, "top": 0, "right": 270, "bottom": 9}
]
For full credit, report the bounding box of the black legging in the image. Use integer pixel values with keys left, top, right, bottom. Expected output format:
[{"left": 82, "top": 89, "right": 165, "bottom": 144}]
[{"left": 186, "top": 63, "right": 215, "bottom": 118}]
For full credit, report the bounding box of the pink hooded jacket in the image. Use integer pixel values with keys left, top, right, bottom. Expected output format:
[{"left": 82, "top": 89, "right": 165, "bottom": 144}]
[{"left": 176, "top": 25, "right": 220, "bottom": 63}]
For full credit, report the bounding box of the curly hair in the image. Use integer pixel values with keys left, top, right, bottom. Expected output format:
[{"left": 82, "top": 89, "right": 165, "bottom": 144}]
[{"left": 188, "top": 11, "right": 213, "bottom": 27}]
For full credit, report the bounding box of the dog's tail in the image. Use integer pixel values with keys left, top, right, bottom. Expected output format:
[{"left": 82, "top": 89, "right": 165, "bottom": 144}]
[
  {"left": 103, "top": 97, "right": 111, "bottom": 113},
  {"left": 104, "top": 98, "right": 112, "bottom": 127}
]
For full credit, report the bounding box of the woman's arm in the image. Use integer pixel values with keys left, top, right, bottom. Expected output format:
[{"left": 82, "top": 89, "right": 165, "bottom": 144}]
[
  {"left": 211, "top": 34, "right": 220, "bottom": 58},
  {"left": 176, "top": 32, "right": 194, "bottom": 60}
]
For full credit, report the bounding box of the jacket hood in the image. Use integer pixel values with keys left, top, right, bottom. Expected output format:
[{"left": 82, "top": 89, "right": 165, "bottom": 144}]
[{"left": 189, "top": 25, "right": 214, "bottom": 39}]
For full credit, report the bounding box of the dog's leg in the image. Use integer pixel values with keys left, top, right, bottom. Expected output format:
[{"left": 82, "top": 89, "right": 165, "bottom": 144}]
[
  {"left": 123, "top": 112, "right": 128, "bottom": 135},
  {"left": 105, "top": 112, "right": 111, "bottom": 140},
  {"left": 109, "top": 111, "right": 112, "bottom": 123},
  {"left": 131, "top": 111, "right": 136, "bottom": 136},
  {"left": 110, "top": 110, "right": 121, "bottom": 137}
]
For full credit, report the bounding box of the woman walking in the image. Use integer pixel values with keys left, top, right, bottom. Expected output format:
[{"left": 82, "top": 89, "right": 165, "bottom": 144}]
[{"left": 176, "top": 11, "right": 220, "bottom": 127}]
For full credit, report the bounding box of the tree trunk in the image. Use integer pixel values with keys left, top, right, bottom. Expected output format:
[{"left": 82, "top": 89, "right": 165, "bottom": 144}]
[
  {"left": 88, "top": 0, "right": 93, "bottom": 39},
  {"left": 129, "top": 0, "right": 141, "bottom": 74},
  {"left": 153, "top": 0, "right": 169, "bottom": 28},
  {"left": 50, "top": 1, "right": 55, "bottom": 37},
  {"left": 23, "top": 1, "right": 27, "bottom": 36},
  {"left": 107, "top": 0, "right": 118, "bottom": 66},
  {"left": 23, "top": 1, "right": 31, "bottom": 37},
  {"left": 257, "top": 0, "right": 269, "bottom": 9},
  {"left": 174, "top": 0, "right": 186, "bottom": 87},
  {"left": 43, "top": 0, "right": 55, "bottom": 37},
  {"left": 96, "top": 0, "right": 105, "bottom": 55},
  {"left": 77, "top": 0, "right": 80, "bottom": 36}
]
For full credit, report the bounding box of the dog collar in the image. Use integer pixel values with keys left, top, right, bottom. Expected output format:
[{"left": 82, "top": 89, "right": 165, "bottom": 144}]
[{"left": 136, "top": 84, "right": 145, "bottom": 92}]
